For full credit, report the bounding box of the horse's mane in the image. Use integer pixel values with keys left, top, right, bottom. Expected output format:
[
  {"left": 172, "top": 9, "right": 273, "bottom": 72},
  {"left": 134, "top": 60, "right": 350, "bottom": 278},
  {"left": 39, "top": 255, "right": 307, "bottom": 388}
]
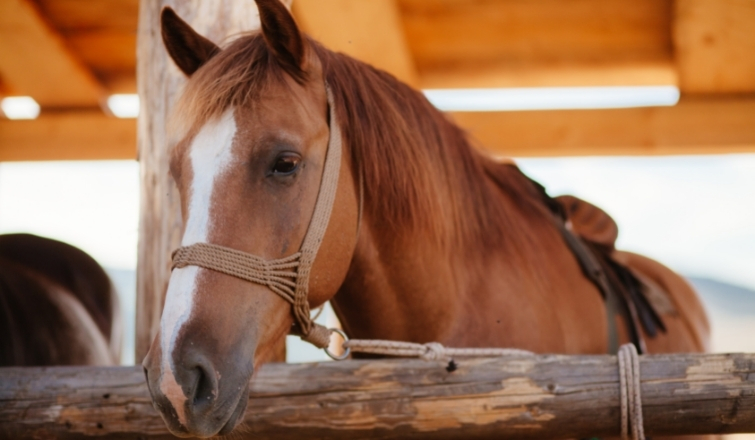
[{"left": 174, "top": 33, "right": 552, "bottom": 253}]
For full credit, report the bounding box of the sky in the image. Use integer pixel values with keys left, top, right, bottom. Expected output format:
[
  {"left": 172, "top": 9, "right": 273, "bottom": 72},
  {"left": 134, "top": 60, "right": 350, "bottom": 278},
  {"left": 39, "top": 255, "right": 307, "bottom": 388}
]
[
  {"left": 516, "top": 154, "right": 755, "bottom": 291},
  {"left": 1, "top": 155, "right": 752, "bottom": 289}
]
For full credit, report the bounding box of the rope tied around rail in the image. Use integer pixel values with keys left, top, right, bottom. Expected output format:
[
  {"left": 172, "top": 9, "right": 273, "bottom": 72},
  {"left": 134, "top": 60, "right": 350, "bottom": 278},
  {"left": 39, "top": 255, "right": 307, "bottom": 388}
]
[{"left": 619, "top": 343, "right": 645, "bottom": 440}]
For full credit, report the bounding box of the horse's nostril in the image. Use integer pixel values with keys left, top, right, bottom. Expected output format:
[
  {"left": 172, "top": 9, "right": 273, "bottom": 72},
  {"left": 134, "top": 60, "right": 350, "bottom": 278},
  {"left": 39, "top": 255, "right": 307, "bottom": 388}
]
[{"left": 193, "top": 365, "right": 216, "bottom": 406}]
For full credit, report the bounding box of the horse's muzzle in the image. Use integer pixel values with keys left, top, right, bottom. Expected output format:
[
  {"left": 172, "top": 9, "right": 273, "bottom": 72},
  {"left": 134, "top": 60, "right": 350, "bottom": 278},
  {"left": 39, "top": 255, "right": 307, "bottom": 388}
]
[{"left": 142, "top": 341, "right": 251, "bottom": 437}]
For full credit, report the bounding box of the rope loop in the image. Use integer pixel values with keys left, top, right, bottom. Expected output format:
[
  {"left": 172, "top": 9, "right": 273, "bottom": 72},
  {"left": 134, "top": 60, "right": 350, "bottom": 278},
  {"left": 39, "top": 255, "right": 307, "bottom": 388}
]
[
  {"left": 618, "top": 343, "right": 645, "bottom": 440},
  {"left": 420, "top": 342, "right": 447, "bottom": 361}
]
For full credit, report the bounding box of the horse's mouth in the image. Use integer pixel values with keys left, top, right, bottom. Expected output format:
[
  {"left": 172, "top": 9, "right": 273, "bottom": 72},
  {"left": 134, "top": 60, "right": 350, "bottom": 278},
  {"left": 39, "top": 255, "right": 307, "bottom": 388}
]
[
  {"left": 216, "top": 389, "right": 249, "bottom": 436},
  {"left": 154, "top": 385, "right": 249, "bottom": 438}
]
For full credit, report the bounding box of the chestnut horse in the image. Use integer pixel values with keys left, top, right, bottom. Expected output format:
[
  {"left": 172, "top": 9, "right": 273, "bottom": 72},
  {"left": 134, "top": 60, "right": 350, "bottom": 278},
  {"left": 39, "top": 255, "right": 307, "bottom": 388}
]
[
  {"left": 143, "top": 0, "right": 710, "bottom": 437},
  {"left": 0, "top": 233, "right": 121, "bottom": 366}
]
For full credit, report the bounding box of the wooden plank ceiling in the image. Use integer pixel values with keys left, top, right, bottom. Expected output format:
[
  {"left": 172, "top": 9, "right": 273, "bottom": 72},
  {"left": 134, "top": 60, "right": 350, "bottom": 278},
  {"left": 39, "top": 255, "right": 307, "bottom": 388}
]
[{"left": 0, "top": 0, "right": 754, "bottom": 160}]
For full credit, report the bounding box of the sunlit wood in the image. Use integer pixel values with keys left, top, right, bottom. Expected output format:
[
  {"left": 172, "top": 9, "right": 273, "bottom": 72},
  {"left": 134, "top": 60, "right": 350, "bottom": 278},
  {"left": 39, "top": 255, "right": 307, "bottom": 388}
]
[
  {"left": 293, "top": 0, "right": 419, "bottom": 86},
  {"left": 421, "top": 61, "right": 677, "bottom": 89},
  {"left": 0, "top": 0, "right": 103, "bottom": 107},
  {"left": 400, "top": 0, "right": 674, "bottom": 88},
  {"left": 674, "top": 0, "right": 755, "bottom": 94},
  {"left": 452, "top": 95, "right": 755, "bottom": 157},
  {"left": 0, "top": 112, "right": 135, "bottom": 161}
]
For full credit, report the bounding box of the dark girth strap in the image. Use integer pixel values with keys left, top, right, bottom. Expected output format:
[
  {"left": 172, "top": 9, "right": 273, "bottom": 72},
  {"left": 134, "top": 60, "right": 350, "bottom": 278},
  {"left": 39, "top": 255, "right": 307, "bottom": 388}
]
[{"left": 529, "top": 179, "right": 666, "bottom": 355}]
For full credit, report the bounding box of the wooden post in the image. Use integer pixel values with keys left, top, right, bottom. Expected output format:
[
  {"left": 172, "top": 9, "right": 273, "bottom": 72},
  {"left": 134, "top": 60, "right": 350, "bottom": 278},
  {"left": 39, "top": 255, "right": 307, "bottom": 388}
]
[
  {"left": 2, "top": 353, "right": 755, "bottom": 438},
  {"left": 135, "top": 1, "right": 265, "bottom": 362}
]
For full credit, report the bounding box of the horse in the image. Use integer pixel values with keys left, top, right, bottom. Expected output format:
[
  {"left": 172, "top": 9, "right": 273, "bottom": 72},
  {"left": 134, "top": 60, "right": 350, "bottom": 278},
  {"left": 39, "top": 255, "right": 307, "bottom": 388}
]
[
  {"left": 143, "top": 0, "right": 710, "bottom": 437},
  {"left": 0, "top": 233, "right": 121, "bottom": 366}
]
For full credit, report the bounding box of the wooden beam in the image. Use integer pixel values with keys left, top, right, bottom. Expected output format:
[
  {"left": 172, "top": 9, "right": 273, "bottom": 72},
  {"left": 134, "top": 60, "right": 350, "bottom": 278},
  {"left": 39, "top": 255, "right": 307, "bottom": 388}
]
[
  {"left": 421, "top": 61, "right": 677, "bottom": 89},
  {"left": 451, "top": 95, "right": 755, "bottom": 157},
  {"left": 0, "top": 0, "right": 103, "bottom": 107},
  {"left": 400, "top": 0, "right": 674, "bottom": 89},
  {"left": 293, "top": 0, "right": 419, "bottom": 86},
  {"left": 2, "top": 353, "right": 755, "bottom": 438},
  {"left": 674, "top": 0, "right": 755, "bottom": 94},
  {"left": 0, "top": 112, "right": 135, "bottom": 161}
]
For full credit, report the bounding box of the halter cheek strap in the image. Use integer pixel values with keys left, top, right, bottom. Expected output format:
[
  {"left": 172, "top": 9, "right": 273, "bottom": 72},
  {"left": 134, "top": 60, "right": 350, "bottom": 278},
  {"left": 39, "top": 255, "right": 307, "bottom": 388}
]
[{"left": 171, "top": 85, "right": 342, "bottom": 349}]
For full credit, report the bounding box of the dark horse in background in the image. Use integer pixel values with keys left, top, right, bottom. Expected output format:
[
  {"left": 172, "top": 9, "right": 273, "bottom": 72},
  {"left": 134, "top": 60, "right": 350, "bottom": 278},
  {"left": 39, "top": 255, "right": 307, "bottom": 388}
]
[{"left": 0, "top": 233, "right": 121, "bottom": 366}]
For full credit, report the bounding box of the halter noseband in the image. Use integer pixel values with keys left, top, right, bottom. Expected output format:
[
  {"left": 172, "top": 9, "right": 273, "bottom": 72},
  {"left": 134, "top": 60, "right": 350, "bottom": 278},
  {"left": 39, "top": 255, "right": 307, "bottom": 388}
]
[{"left": 171, "top": 85, "right": 342, "bottom": 349}]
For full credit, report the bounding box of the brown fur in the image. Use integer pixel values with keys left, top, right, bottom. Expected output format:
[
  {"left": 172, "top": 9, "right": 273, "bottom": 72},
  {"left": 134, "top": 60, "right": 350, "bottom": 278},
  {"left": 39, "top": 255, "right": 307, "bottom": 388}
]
[
  {"left": 146, "top": 2, "right": 711, "bottom": 437},
  {"left": 0, "top": 234, "right": 119, "bottom": 366}
]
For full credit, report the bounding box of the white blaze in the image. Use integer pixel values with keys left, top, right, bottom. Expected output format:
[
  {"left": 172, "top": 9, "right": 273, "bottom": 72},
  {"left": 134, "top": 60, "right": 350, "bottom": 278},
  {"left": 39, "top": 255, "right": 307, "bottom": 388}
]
[{"left": 159, "top": 110, "right": 237, "bottom": 425}]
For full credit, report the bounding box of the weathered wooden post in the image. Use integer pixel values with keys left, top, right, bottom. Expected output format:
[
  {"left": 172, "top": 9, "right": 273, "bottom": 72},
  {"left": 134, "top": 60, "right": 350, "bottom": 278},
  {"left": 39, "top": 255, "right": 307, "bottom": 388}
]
[{"left": 135, "top": 1, "right": 270, "bottom": 362}]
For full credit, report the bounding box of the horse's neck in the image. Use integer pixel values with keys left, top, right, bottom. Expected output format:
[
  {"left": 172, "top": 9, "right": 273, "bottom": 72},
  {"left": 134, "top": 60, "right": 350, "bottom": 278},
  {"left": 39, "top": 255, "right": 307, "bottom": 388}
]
[
  {"left": 332, "top": 220, "right": 464, "bottom": 342},
  {"left": 332, "top": 167, "right": 572, "bottom": 346}
]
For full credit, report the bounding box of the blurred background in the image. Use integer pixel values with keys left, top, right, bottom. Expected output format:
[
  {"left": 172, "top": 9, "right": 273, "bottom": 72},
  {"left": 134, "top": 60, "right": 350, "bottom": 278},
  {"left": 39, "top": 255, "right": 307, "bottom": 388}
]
[{"left": 0, "top": 0, "right": 753, "bottom": 369}]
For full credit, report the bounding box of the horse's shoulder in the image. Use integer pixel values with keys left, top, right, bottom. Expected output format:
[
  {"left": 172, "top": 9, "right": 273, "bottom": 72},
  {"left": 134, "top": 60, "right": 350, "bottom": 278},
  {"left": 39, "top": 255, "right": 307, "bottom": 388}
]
[{"left": 555, "top": 195, "right": 619, "bottom": 249}]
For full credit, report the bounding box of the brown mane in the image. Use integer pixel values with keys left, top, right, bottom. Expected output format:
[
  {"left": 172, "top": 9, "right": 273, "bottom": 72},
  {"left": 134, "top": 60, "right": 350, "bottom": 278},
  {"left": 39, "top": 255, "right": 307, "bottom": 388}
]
[{"left": 174, "top": 32, "right": 552, "bottom": 254}]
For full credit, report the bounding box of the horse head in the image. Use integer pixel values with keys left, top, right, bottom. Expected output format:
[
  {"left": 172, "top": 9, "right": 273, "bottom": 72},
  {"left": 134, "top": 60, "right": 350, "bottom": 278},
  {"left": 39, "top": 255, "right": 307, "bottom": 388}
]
[{"left": 142, "top": 1, "right": 360, "bottom": 436}]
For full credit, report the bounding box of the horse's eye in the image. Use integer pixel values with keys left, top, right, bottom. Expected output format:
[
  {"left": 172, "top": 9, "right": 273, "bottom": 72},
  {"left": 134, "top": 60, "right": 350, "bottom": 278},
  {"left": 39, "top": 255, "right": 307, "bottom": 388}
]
[{"left": 272, "top": 153, "right": 300, "bottom": 176}]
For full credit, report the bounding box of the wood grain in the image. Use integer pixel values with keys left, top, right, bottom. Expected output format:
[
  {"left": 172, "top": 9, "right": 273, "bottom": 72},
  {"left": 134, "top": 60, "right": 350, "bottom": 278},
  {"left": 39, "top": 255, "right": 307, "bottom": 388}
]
[
  {"left": 674, "top": 0, "right": 755, "bottom": 94},
  {"left": 451, "top": 94, "right": 755, "bottom": 157},
  {"left": 293, "top": 0, "right": 419, "bottom": 86},
  {"left": 399, "top": 0, "right": 673, "bottom": 88},
  {"left": 0, "top": 0, "right": 104, "bottom": 107},
  {"left": 0, "top": 111, "right": 135, "bottom": 161},
  {"left": 1, "top": 353, "right": 755, "bottom": 439}
]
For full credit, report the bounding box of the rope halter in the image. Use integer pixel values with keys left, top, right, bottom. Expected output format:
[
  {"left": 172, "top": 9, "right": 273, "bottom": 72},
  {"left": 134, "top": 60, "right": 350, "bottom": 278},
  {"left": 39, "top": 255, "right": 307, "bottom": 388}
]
[{"left": 171, "top": 85, "right": 342, "bottom": 349}]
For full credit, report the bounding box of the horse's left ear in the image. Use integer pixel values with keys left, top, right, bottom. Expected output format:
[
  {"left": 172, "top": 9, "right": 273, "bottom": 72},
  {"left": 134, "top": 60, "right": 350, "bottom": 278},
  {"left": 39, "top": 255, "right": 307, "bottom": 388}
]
[
  {"left": 254, "top": 0, "right": 305, "bottom": 78},
  {"left": 161, "top": 7, "right": 220, "bottom": 76}
]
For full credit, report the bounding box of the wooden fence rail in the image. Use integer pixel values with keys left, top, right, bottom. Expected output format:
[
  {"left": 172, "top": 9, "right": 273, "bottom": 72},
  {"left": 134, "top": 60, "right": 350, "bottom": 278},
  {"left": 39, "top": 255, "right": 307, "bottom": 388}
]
[{"left": 1, "top": 353, "right": 754, "bottom": 439}]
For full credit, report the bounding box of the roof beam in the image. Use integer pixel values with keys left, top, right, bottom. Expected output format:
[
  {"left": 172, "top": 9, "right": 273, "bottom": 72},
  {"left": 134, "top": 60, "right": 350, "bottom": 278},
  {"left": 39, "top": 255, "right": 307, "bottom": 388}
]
[
  {"left": 400, "top": 0, "right": 675, "bottom": 89},
  {"left": 2, "top": 95, "right": 752, "bottom": 162},
  {"left": 0, "top": 112, "right": 135, "bottom": 161},
  {"left": 420, "top": 61, "right": 677, "bottom": 89},
  {"left": 0, "top": 0, "right": 104, "bottom": 107},
  {"left": 450, "top": 95, "right": 755, "bottom": 157},
  {"left": 292, "top": 0, "right": 418, "bottom": 86},
  {"left": 674, "top": 0, "right": 755, "bottom": 94}
]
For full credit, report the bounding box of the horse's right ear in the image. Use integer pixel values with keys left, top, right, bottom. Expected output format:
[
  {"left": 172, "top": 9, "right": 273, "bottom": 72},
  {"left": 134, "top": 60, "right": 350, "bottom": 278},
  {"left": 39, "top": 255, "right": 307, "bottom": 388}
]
[
  {"left": 161, "top": 7, "right": 220, "bottom": 77},
  {"left": 254, "top": 0, "right": 305, "bottom": 80}
]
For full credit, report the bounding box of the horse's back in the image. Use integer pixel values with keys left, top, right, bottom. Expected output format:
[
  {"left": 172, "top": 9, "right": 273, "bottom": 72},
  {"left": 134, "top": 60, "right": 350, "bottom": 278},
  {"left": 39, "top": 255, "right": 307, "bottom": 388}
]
[
  {"left": 554, "top": 195, "right": 710, "bottom": 353},
  {"left": 0, "top": 234, "right": 121, "bottom": 366},
  {"left": 0, "top": 259, "right": 114, "bottom": 366},
  {"left": 613, "top": 251, "right": 710, "bottom": 353}
]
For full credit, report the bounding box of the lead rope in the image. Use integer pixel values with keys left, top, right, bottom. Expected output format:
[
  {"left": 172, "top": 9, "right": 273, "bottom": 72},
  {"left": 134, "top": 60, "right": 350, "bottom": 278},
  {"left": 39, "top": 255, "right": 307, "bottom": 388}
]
[{"left": 618, "top": 343, "right": 645, "bottom": 440}]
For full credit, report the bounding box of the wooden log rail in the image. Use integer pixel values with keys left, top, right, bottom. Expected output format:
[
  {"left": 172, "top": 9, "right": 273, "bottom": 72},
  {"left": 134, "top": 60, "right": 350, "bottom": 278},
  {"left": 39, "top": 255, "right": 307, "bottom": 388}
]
[{"left": 1, "top": 353, "right": 754, "bottom": 439}]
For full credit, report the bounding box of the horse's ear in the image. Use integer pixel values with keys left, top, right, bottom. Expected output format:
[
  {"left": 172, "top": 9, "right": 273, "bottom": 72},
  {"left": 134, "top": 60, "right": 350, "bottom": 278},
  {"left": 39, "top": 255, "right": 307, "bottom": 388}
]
[
  {"left": 254, "top": 0, "right": 305, "bottom": 78},
  {"left": 161, "top": 7, "right": 220, "bottom": 77}
]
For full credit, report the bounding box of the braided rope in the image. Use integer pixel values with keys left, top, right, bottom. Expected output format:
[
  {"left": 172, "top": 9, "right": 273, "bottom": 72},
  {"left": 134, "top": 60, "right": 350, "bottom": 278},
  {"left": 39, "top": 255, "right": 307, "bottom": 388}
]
[
  {"left": 172, "top": 244, "right": 300, "bottom": 303},
  {"left": 343, "top": 339, "right": 534, "bottom": 361},
  {"left": 292, "top": 85, "right": 342, "bottom": 336},
  {"left": 618, "top": 343, "right": 645, "bottom": 440}
]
